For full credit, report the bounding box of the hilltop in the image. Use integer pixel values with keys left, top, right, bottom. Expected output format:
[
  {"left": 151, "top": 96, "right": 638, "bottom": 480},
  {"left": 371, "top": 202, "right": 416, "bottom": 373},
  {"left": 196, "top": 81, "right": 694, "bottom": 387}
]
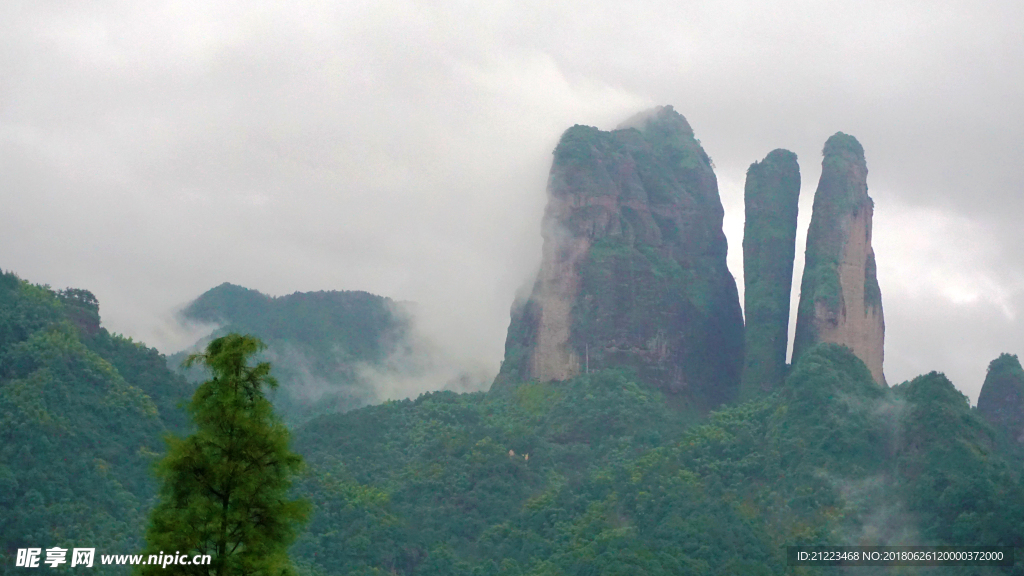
[{"left": 169, "top": 283, "right": 416, "bottom": 423}]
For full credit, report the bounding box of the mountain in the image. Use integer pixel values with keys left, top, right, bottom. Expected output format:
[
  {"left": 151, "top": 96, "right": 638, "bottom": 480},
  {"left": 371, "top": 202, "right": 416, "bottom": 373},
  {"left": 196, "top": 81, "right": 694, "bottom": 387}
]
[
  {"left": 494, "top": 105, "right": 743, "bottom": 411},
  {"left": 792, "top": 133, "right": 886, "bottom": 385},
  {"left": 978, "top": 353, "right": 1024, "bottom": 455},
  {"left": 0, "top": 270, "right": 191, "bottom": 573},
  {"left": 290, "top": 343, "right": 1024, "bottom": 575},
  {"left": 170, "top": 283, "right": 419, "bottom": 423},
  {"left": 740, "top": 149, "right": 801, "bottom": 399},
  {"left": 10, "top": 107, "right": 1024, "bottom": 575}
]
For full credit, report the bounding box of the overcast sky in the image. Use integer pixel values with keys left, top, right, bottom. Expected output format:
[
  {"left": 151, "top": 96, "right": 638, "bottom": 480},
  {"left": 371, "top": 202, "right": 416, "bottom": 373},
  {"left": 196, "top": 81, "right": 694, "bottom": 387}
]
[{"left": 2, "top": 0, "right": 1022, "bottom": 403}]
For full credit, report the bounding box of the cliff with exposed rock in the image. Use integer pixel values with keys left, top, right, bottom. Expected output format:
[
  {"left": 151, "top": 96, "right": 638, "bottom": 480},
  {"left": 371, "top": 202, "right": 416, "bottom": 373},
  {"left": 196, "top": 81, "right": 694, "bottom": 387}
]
[
  {"left": 978, "top": 353, "right": 1024, "bottom": 448},
  {"left": 494, "top": 106, "right": 744, "bottom": 409},
  {"left": 792, "top": 133, "right": 885, "bottom": 384},
  {"left": 740, "top": 149, "right": 800, "bottom": 399}
]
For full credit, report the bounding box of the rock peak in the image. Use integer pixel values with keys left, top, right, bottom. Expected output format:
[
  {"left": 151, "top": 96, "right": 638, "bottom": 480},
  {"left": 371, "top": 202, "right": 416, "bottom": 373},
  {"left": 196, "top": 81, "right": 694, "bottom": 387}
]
[
  {"left": 495, "top": 106, "right": 743, "bottom": 409},
  {"left": 792, "top": 132, "right": 885, "bottom": 384},
  {"left": 615, "top": 105, "right": 694, "bottom": 136},
  {"left": 823, "top": 131, "right": 865, "bottom": 159},
  {"left": 740, "top": 148, "right": 800, "bottom": 399},
  {"left": 978, "top": 353, "right": 1024, "bottom": 446}
]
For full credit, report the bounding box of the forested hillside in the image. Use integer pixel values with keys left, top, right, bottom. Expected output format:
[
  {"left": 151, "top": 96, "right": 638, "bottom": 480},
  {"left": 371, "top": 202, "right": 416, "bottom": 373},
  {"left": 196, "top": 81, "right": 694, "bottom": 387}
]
[
  {"left": 0, "top": 271, "right": 192, "bottom": 574},
  {"left": 170, "top": 283, "right": 414, "bottom": 423},
  {"left": 3, "top": 269, "right": 1023, "bottom": 574},
  {"left": 290, "top": 344, "right": 1024, "bottom": 575}
]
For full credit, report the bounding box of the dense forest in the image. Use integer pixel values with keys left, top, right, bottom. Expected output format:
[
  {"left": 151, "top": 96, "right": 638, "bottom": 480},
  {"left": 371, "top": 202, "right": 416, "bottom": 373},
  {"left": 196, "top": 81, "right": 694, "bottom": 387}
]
[
  {"left": 2, "top": 270, "right": 1023, "bottom": 574},
  {"left": 0, "top": 271, "right": 191, "bottom": 574},
  {"left": 292, "top": 346, "right": 1024, "bottom": 575},
  {"left": 168, "top": 282, "right": 414, "bottom": 424}
]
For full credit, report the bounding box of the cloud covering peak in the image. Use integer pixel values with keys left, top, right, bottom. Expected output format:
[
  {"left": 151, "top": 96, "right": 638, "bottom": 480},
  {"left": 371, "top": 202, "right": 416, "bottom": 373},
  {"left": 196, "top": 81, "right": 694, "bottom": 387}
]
[{"left": 2, "top": 0, "right": 1022, "bottom": 403}]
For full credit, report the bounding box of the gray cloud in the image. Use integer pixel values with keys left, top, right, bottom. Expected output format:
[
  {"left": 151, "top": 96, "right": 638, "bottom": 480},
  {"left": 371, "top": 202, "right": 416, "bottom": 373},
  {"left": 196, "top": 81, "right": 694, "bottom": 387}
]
[{"left": 2, "top": 0, "right": 1021, "bottom": 403}]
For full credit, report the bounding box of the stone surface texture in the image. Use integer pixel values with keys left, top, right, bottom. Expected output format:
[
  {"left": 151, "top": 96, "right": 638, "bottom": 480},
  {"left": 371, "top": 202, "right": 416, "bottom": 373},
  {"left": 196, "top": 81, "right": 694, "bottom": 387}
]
[
  {"left": 792, "top": 133, "right": 885, "bottom": 385},
  {"left": 494, "top": 106, "right": 743, "bottom": 409}
]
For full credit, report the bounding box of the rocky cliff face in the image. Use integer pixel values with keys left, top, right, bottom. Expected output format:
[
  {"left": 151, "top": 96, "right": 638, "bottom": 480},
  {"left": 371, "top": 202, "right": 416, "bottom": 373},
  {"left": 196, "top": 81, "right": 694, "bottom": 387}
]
[
  {"left": 495, "top": 106, "right": 744, "bottom": 409},
  {"left": 740, "top": 149, "right": 800, "bottom": 399},
  {"left": 978, "top": 353, "right": 1024, "bottom": 446},
  {"left": 792, "top": 133, "right": 885, "bottom": 384}
]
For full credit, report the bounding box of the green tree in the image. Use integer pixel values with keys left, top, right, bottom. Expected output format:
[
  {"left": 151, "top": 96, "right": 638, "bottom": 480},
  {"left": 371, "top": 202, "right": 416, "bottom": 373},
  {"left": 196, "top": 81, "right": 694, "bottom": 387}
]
[{"left": 140, "top": 334, "right": 309, "bottom": 575}]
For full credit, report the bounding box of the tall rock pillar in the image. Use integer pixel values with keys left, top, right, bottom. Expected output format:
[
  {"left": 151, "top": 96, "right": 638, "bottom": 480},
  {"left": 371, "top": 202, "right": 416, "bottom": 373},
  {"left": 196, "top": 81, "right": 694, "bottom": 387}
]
[
  {"left": 740, "top": 149, "right": 800, "bottom": 399},
  {"left": 494, "top": 106, "right": 744, "bottom": 409},
  {"left": 978, "top": 353, "right": 1024, "bottom": 446},
  {"left": 792, "top": 133, "right": 885, "bottom": 384}
]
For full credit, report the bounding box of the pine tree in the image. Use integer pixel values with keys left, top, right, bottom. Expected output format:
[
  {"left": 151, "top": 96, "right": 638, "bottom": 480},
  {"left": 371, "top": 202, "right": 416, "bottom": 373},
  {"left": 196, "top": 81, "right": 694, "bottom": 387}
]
[{"left": 140, "top": 334, "right": 309, "bottom": 575}]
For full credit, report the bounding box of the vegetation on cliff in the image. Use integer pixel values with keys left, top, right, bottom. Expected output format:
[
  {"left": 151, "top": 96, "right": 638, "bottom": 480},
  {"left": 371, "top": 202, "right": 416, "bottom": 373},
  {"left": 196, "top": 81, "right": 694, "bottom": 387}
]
[
  {"left": 792, "top": 132, "right": 885, "bottom": 384},
  {"left": 497, "top": 106, "right": 743, "bottom": 410},
  {"left": 741, "top": 149, "right": 801, "bottom": 399},
  {"left": 794, "top": 133, "right": 868, "bottom": 345},
  {"left": 978, "top": 353, "right": 1024, "bottom": 458}
]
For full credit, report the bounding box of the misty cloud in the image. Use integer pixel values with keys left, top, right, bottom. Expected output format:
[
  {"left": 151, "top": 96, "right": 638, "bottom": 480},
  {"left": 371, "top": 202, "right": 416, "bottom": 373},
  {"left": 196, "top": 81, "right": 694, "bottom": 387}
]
[{"left": 2, "top": 0, "right": 1022, "bottom": 403}]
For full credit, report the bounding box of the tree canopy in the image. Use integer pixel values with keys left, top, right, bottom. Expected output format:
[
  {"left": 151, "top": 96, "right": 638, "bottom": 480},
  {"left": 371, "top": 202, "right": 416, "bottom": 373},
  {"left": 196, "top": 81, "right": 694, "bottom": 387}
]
[{"left": 141, "top": 334, "right": 309, "bottom": 576}]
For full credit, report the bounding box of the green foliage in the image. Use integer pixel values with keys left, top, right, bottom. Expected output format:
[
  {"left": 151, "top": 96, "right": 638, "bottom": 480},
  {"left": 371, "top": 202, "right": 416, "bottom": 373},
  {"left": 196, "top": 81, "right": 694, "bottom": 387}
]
[
  {"left": 977, "top": 353, "right": 1024, "bottom": 460},
  {"left": 573, "top": 232, "right": 742, "bottom": 409},
  {"left": 864, "top": 250, "right": 883, "bottom": 308},
  {"left": 141, "top": 334, "right": 310, "bottom": 576},
  {"left": 4, "top": 269, "right": 1023, "bottom": 575},
  {"left": 985, "top": 353, "right": 1024, "bottom": 380},
  {"left": 741, "top": 148, "right": 800, "bottom": 398},
  {"left": 586, "top": 236, "right": 635, "bottom": 263},
  {"left": 552, "top": 125, "right": 605, "bottom": 167},
  {"left": 822, "top": 132, "right": 865, "bottom": 160},
  {"left": 0, "top": 271, "right": 190, "bottom": 574},
  {"left": 493, "top": 296, "right": 540, "bottom": 391},
  {"left": 171, "top": 283, "right": 412, "bottom": 423},
  {"left": 773, "top": 344, "right": 886, "bottom": 476},
  {"left": 181, "top": 285, "right": 402, "bottom": 365},
  {"left": 803, "top": 259, "right": 844, "bottom": 311},
  {"left": 513, "top": 382, "right": 564, "bottom": 418},
  {"left": 550, "top": 108, "right": 714, "bottom": 207},
  {"left": 289, "top": 345, "right": 1024, "bottom": 575},
  {"left": 292, "top": 371, "right": 686, "bottom": 574},
  {"left": 84, "top": 328, "right": 193, "bottom": 434},
  {"left": 56, "top": 287, "right": 101, "bottom": 330},
  {"left": 892, "top": 372, "right": 1024, "bottom": 548},
  {"left": 0, "top": 274, "right": 63, "bottom": 351}
]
